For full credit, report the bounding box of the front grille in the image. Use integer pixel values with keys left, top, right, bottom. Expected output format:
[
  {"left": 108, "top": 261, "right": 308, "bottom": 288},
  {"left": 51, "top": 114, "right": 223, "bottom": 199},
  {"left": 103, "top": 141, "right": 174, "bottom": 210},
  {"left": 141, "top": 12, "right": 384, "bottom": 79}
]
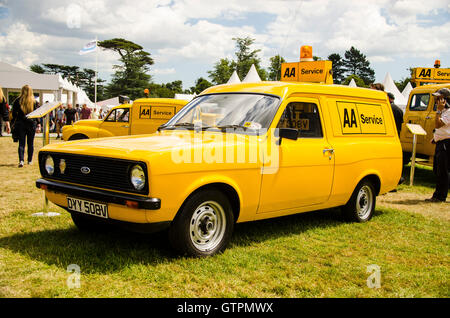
[{"left": 39, "top": 152, "right": 148, "bottom": 194}]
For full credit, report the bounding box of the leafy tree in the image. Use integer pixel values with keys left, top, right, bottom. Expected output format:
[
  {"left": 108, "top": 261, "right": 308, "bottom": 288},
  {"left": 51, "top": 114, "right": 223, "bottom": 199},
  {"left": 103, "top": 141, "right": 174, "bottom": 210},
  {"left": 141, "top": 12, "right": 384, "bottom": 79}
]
[
  {"left": 268, "top": 55, "right": 286, "bottom": 81},
  {"left": 342, "top": 47, "right": 375, "bottom": 85},
  {"left": 327, "top": 53, "right": 346, "bottom": 84},
  {"left": 208, "top": 58, "right": 235, "bottom": 85},
  {"left": 30, "top": 64, "right": 45, "bottom": 74},
  {"left": 29, "top": 63, "right": 106, "bottom": 101},
  {"left": 233, "top": 37, "right": 267, "bottom": 81},
  {"left": 99, "top": 38, "right": 154, "bottom": 100},
  {"left": 342, "top": 74, "right": 367, "bottom": 87},
  {"left": 190, "top": 77, "right": 213, "bottom": 94},
  {"left": 208, "top": 37, "right": 267, "bottom": 84}
]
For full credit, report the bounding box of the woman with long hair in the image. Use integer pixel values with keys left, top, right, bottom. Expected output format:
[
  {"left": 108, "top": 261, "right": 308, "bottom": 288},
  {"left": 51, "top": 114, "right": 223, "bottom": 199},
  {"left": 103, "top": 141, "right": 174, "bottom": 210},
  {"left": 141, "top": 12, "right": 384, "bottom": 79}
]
[
  {"left": 12, "top": 85, "right": 39, "bottom": 167},
  {"left": 0, "top": 86, "right": 11, "bottom": 136}
]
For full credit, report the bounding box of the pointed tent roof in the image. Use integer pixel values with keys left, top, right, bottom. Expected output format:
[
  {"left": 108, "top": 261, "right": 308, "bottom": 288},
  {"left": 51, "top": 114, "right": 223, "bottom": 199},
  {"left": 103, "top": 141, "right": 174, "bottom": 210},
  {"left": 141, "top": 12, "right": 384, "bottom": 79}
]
[
  {"left": 226, "top": 70, "right": 241, "bottom": 84},
  {"left": 383, "top": 72, "right": 408, "bottom": 110},
  {"left": 402, "top": 82, "right": 413, "bottom": 99},
  {"left": 242, "top": 64, "right": 261, "bottom": 83},
  {"left": 348, "top": 78, "right": 357, "bottom": 87}
]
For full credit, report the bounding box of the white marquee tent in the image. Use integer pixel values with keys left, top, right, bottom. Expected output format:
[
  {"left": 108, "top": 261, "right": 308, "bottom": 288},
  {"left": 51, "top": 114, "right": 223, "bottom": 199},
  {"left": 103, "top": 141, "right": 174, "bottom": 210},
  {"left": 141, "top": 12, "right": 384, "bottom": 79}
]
[
  {"left": 226, "top": 71, "right": 241, "bottom": 84},
  {"left": 242, "top": 64, "right": 262, "bottom": 83},
  {"left": 402, "top": 82, "right": 413, "bottom": 99},
  {"left": 348, "top": 78, "right": 357, "bottom": 87},
  {"left": 383, "top": 72, "right": 408, "bottom": 111},
  {"left": 0, "top": 61, "right": 94, "bottom": 107}
]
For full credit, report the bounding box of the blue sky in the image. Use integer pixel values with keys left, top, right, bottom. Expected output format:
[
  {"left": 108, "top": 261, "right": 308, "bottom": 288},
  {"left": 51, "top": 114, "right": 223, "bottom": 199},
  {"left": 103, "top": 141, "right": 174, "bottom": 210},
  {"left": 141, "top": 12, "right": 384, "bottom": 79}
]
[{"left": 0, "top": 0, "right": 449, "bottom": 92}]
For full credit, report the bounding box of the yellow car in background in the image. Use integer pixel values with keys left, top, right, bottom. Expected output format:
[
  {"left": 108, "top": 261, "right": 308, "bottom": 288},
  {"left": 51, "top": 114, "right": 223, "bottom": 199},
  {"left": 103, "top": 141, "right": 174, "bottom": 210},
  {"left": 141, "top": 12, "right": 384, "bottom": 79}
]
[
  {"left": 62, "top": 98, "right": 188, "bottom": 140},
  {"left": 37, "top": 82, "right": 402, "bottom": 257}
]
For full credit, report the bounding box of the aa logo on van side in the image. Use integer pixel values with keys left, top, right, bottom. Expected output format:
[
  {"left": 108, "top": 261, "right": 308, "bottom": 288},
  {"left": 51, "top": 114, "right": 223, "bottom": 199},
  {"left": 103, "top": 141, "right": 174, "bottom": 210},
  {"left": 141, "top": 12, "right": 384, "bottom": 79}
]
[{"left": 337, "top": 102, "right": 386, "bottom": 135}]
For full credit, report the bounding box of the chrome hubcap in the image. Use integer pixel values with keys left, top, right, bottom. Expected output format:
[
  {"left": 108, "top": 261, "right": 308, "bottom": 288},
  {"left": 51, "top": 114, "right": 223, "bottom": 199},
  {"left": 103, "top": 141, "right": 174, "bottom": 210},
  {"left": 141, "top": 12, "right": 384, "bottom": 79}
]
[
  {"left": 190, "top": 201, "right": 226, "bottom": 252},
  {"left": 356, "top": 185, "right": 373, "bottom": 220}
]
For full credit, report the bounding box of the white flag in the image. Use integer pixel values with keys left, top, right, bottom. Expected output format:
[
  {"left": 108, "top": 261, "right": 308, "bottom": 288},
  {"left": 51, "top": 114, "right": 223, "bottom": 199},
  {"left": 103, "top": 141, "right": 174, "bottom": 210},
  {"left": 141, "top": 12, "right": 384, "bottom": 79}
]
[{"left": 79, "top": 40, "right": 97, "bottom": 55}]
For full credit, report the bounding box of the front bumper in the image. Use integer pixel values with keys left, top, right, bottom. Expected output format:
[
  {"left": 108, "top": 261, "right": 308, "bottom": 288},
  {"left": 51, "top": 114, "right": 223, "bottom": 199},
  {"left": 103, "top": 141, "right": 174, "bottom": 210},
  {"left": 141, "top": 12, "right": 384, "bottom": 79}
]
[{"left": 36, "top": 178, "right": 161, "bottom": 210}]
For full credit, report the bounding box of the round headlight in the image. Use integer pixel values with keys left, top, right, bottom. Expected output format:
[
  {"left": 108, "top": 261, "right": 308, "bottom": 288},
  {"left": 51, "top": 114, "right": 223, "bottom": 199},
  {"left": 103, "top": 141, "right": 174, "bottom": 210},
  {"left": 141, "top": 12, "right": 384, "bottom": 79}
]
[
  {"left": 130, "top": 165, "right": 145, "bottom": 191},
  {"left": 45, "top": 155, "right": 54, "bottom": 175}
]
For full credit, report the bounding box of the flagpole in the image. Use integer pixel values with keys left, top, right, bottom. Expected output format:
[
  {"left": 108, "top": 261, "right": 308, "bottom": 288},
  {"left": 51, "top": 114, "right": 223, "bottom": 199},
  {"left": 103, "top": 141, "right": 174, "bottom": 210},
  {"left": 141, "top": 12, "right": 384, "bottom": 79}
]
[{"left": 95, "top": 36, "right": 98, "bottom": 104}]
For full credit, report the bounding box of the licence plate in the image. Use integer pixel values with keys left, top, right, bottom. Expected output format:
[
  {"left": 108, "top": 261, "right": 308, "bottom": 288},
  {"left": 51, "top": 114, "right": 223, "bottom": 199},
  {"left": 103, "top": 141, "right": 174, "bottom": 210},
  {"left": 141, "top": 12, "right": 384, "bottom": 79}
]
[{"left": 67, "top": 197, "right": 108, "bottom": 219}]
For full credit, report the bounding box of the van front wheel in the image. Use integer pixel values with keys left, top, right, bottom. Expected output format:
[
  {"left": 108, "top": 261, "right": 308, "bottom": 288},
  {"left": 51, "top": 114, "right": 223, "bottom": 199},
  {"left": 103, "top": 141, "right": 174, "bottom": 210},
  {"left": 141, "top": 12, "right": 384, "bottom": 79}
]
[
  {"left": 169, "top": 189, "right": 234, "bottom": 257},
  {"left": 342, "top": 180, "right": 376, "bottom": 222}
]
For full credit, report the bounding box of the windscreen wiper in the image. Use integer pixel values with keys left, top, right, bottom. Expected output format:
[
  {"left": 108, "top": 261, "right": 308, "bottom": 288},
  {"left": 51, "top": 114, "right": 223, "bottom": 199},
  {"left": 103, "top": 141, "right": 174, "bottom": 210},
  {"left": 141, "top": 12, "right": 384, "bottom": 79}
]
[
  {"left": 159, "top": 122, "right": 213, "bottom": 131},
  {"left": 216, "top": 124, "right": 254, "bottom": 131}
]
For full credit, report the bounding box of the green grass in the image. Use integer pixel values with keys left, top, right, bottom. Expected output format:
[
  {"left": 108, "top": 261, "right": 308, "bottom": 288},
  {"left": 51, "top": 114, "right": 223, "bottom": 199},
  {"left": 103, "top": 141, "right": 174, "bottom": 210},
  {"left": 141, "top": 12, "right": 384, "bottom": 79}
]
[
  {"left": 0, "top": 138, "right": 448, "bottom": 298},
  {"left": 0, "top": 207, "right": 448, "bottom": 298}
]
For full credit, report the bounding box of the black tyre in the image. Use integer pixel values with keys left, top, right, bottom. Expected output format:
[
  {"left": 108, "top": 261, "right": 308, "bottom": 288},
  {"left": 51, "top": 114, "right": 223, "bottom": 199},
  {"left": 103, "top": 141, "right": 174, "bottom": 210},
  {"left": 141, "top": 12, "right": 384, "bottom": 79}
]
[
  {"left": 342, "top": 180, "right": 376, "bottom": 222},
  {"left": 169, "top": 189, "right": 235, "bottom": 257},
  {"left": 402, "top": 152, "right": 411, "bottom": 166},
  {"left": 68, "top": 134, "right": 88, "bottom": 141}
]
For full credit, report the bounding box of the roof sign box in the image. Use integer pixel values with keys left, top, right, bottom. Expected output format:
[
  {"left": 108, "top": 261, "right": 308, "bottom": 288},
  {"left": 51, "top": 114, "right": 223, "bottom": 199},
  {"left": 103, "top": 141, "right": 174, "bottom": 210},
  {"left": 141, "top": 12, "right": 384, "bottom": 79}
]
[
  {"left": 412, "top": 67, "right": 450, "bottom": 85},
  {"left": 281, "top": 46, "right": 333, "bottom": 84}
]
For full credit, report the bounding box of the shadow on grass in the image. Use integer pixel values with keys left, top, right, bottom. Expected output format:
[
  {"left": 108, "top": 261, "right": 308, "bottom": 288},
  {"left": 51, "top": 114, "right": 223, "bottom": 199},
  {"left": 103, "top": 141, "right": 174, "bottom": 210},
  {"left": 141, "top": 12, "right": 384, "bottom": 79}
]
[
  {"left": 401, "top": 164, "right": 435, "bottom": 189},
  {"left": 0, "top": 207, "right": 385, "bottom": 274}
]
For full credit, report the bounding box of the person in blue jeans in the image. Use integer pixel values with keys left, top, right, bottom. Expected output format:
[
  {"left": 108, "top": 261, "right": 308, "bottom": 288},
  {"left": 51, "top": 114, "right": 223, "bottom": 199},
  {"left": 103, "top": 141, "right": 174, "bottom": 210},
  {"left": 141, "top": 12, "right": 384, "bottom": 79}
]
[{"left": 11, "top": 85, "right": 39, "bottom": 167}]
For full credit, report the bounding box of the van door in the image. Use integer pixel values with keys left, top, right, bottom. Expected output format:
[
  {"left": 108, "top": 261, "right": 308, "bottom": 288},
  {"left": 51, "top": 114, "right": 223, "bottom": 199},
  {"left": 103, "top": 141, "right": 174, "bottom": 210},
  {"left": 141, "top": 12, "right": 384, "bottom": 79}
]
[
  {"left": 258, "top": 98, "right": 335, "bottom": 213},
  {"left": 402, "top": 93, "right": 431, "bottom": 149},
  {"left": 98, "top": 107, "right": 130, "bottom": 137}
]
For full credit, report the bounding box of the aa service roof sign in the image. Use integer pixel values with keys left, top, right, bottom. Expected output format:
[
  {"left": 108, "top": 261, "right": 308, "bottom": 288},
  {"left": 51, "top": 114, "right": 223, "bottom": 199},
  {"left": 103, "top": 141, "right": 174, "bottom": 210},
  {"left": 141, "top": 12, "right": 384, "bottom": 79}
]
[
  {"left": 414, "top": 68, "right": 450, "bottom": 81},
  {"left": 281, "top": 61, "right": 333, "bottom": 84},
  {"left": 27, "top": 102, "right": 62, "bottom": 119}
]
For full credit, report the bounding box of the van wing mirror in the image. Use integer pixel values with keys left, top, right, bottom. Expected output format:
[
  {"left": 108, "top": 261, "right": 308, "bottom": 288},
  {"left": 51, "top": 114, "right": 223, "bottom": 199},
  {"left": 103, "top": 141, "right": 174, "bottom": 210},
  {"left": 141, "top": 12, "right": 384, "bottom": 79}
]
[{"left": 277, "top": 128, "right": 298, "bottom": 145}]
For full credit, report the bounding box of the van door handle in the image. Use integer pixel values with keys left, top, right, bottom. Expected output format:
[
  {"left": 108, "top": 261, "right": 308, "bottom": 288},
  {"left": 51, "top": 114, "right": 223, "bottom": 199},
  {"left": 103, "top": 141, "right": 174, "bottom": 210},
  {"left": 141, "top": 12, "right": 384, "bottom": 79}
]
[
  {"left": 425, "top": 116, "right": 431, "bottom": 119},
  {"left": 121, "top": 125, "right": 129, "bottom": 128},
  {"left": 323, "top": 148, "right": 334, "bottom": 160}
]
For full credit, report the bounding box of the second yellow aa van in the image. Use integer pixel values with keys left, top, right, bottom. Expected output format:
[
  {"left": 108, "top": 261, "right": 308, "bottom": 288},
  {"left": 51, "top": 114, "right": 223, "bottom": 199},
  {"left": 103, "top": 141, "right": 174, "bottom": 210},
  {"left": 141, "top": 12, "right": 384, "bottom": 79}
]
[
  {"left": 62, "top": 98, "right": 188, "bottom": 140},
  {"left": 37, "top": 82, "right": 402, "bottom": 257},
  {"left": 400, "top": 83, "right": 450, "bottom": 165}
]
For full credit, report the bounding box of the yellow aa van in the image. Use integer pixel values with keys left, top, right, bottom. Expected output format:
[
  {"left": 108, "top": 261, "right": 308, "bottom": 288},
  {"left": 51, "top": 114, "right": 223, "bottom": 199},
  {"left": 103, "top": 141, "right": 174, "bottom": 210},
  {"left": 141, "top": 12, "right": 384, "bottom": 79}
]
[
  {"left": 36, "top": 81, "right": 402, "bottom": 256},
  {"left": 400, "top": 83, "right": 450, "bottom": 165},
  {"left": 62, "top": 98, "right": 188, "bottom": 140}
]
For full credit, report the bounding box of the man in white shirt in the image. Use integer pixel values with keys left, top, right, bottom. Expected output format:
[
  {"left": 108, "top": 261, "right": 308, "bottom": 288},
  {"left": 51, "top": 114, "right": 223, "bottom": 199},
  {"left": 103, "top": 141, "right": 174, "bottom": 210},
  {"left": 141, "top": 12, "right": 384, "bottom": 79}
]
[{"left": 425, "top": 88, "right": 450, "bottom": 203}]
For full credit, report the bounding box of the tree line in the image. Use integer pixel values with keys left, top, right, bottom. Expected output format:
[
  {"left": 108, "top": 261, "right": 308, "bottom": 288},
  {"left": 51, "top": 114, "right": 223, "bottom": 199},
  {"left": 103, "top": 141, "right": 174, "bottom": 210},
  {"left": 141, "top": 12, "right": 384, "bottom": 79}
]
[{"left": 30, "top": 37, "right": 411, "bottom": 102}]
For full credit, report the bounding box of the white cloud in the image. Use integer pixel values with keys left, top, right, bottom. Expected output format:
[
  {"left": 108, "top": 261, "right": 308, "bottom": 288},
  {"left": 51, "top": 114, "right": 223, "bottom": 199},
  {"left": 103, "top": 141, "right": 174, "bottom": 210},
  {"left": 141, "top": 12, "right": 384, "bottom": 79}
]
[{"left": 0, "top": 0, "right": 449, "bottom": 88}]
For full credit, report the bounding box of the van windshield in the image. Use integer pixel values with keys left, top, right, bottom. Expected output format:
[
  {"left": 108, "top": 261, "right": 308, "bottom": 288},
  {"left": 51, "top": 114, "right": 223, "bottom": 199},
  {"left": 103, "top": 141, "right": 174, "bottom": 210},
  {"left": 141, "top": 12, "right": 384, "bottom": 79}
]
[{"left": 160, "top": 93, "right": 280, "bottom": 131}]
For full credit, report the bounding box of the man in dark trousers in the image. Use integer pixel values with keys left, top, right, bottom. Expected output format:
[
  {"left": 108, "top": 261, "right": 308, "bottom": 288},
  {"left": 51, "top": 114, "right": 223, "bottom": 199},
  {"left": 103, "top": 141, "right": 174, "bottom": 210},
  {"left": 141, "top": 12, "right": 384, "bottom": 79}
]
[
  {"left": 388, "top": 92, "right": 404, "bottom": 137},
  {"left": 425, "top": 88, "right": 450, "bottom": 203}
]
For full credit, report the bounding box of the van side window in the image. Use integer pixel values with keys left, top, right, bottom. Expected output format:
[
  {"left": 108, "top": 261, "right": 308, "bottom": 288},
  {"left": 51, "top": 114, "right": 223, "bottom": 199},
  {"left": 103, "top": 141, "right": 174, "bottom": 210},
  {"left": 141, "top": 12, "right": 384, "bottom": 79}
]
[
  {"left": 104, "top": 110, "right": 116, "bottom": 122},
  {"left": 409, "top": 94, "right": 430, "bottom": 111},
  {"left": 277, "top": 102, "right": 323, "bottom": 138}
]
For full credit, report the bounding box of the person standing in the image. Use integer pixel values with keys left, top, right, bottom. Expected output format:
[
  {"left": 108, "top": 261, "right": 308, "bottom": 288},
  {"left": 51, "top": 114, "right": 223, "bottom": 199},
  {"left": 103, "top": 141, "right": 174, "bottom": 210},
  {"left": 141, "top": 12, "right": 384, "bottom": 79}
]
[
  {"left": 80, "top": 103, "right": 91, "bottom": 119},
  {"left": 55, "top": 105, "right": 65, "bottom": 139},
  {"left": 63, "top": 103, "right": 78, "bottom": 125},
  {"left": 425, "top": 88, "right": 450, "bottom": 203},
  {"left": 0, "top": 86, "right": 11, "bottom": 136},
  {"left": 11, "top": 85, "right": 39, "bottom": 167},
  {"left": 387, "top": 92, "right": 404, "bottom": 137},
  {"left": 91, "top": 107, "right": 99, "bottom": 120}
]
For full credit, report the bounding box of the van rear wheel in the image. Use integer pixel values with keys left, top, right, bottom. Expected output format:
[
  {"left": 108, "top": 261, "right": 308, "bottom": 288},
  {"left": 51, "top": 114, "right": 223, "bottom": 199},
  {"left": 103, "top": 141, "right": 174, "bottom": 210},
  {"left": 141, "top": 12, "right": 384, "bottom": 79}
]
[
  {"left": 342, "top": 180, "right": 376, "bottom": 222},
  {"left": 168, "top": 189, "right": 234, "bottom": 257}
]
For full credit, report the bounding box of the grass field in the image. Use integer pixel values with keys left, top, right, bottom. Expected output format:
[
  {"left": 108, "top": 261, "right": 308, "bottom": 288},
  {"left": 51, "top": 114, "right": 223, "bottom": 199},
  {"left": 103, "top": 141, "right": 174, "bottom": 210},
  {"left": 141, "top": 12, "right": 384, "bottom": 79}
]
[{"left": 0, "top": 137, "right": 448, "bottom": 298}]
